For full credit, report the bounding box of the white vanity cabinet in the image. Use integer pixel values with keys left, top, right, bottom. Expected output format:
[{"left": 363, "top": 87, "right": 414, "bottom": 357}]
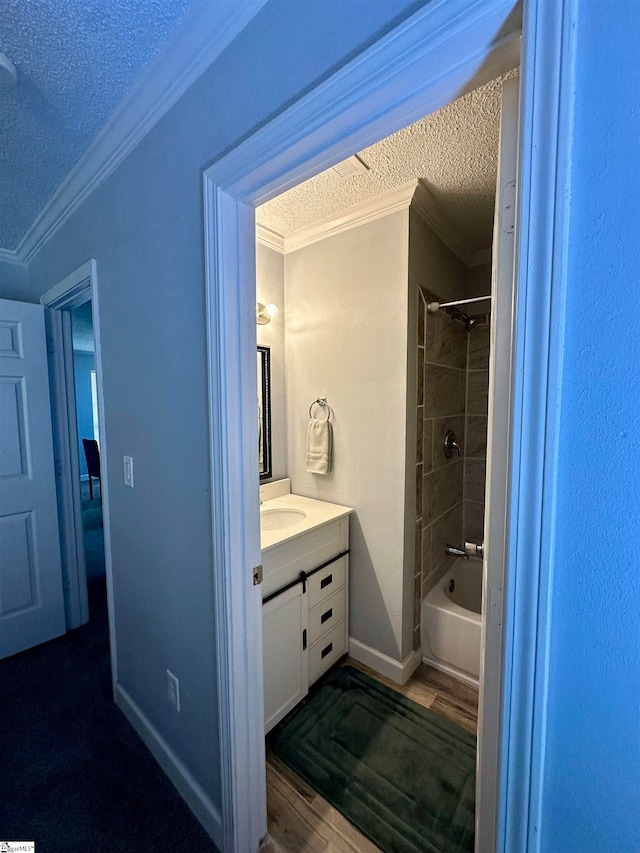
[{"left": 261, "top": 498, "right": 351, "bottom": 735}]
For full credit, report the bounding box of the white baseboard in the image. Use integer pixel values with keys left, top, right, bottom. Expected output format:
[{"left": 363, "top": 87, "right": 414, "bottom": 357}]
[
  {"left": 80, "top": 474, "right": 89, "bottom": 481},
  {"left": 115, "top": 684, "right": 223, "bottom": 849},
  {"left": 421, "top": 655, "right": 480, "bottom": 688},
  {"left": 348, "top": 637, "right": 422, "bottom": 685}
]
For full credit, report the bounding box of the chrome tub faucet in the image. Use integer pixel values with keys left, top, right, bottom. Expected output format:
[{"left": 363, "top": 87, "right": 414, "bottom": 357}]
[{"left": 445, "top": 545, "right": 469, "bottom": 560}]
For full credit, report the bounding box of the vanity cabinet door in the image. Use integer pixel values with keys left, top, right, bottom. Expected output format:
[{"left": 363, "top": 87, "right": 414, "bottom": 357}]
[{"left": 262, "top": 584, "right": 308, "bottom": 734}]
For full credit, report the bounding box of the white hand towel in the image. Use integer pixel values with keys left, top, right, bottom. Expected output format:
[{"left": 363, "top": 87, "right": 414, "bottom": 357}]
[{"left": 306, "top": 418, "right": 332, "bottom": 474}]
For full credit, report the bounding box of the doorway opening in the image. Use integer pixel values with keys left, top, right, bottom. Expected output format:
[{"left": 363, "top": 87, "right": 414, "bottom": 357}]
[
  {"left": 202, "top": 1, "right": 571, "bottom": 849},
  {"left": 41, "top": 260, "right": 116, "bottom": 676},
  {"left": 69, "top": 300, "right": 106, "bottom": 593},
  {"left": 253, "top": 62, "right": 517, "bottom": 851}
]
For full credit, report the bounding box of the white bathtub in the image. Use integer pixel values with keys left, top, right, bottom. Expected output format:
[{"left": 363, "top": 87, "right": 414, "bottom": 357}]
[{"left": 422, "top": 558, "right": 482, "bottom": 687}]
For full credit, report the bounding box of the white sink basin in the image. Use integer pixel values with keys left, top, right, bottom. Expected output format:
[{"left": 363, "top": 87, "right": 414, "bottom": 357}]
[{"left": 260, "top": 507, "right": 307, "bottom": 531}]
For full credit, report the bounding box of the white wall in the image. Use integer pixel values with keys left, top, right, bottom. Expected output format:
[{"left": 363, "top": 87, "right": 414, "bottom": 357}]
[
  {"left": 256, "top": 242, "right": 286, "bottom": 481},
  {"left": 408, "top": 210, "right": 469, "bottom": 304},
  {"left": 282, "top": 206, "right": 469, "bottom": 664},
  {"left": 285, "top": 210, "right": 409, "bottom": 661},
  {"left": 465, "top": 261, "right": 492, "bottom": 313}
]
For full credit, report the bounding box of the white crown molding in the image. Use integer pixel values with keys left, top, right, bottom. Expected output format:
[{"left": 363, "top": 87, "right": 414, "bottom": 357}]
[
  {"left": 11, "top": 0, "right": 268, "bottom": 265},
  {"left": 255, "top": 224, "right": 285, "bottom": 254},
  {"left": 0, "top": 249, "right": 24, "bottom": 267},
  {"left": 256, "top": 178, "right": 491, "bottom": 267},
  {"left": 285, "top": 179, "right": 418, "bottom": 253},
  {"left": 260, "top": 180, "right": 419, "bottom": 255}
]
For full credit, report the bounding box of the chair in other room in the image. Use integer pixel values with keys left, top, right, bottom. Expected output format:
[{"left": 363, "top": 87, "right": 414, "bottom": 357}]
[{"left": 82, "top": 438, "right": 101, "bottom": 501}]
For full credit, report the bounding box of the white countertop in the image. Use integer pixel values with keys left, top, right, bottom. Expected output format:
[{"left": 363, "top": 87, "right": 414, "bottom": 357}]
[{"left": 260, "top": 493, "right": 353, "bottom": 552}]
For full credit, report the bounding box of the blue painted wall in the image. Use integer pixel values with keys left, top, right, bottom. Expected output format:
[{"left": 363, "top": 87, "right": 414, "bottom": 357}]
[
  {"left": 0, "top": 261, "right": 27, "bottom": 299},
  {"left": 23, "top": 0, "right": 427, "bottom": 821},
  {"left": 8, "top": 0, "right": 639, "bottom": 846},
  {"left": 540, "top": 2, "right": 640, "bottom": 849},
  {"left": 72, "top": 351, "right": 95, "bottom": 478}
]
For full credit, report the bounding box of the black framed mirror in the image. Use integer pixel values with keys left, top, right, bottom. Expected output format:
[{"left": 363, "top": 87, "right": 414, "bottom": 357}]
[{"left": 257, "top": 345, "right": 272, "bottom": 480}]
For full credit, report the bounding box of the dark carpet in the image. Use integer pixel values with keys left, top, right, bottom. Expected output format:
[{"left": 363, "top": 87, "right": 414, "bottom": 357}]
[
  {"left": 269, "top": 665, "right": 476, "bottom": 853},
  {"left": 0, "top": 579, "right": 220, "bottom": 853}
]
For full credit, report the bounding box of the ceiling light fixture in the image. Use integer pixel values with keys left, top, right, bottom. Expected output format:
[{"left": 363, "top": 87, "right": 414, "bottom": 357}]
[
  {"left": 0, "top": 52, "right": 17, "bottom": 93},
  {"left": 256, "top": 302, "right": 279, "bottom": 325}
]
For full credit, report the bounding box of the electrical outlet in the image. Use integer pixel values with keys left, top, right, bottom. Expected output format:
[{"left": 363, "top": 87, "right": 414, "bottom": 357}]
[{"left": 167, "top": 669, "right": 180, "bottom": 712}]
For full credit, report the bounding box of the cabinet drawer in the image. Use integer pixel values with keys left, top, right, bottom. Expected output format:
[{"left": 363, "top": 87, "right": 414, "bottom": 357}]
[
  {"left": 262, "top": 516, "right": 349, "bottom": 599},
  {"left": 308, "top": 587, "right": 346, "bottom": 646},
  {"left": 307, "top": 556, "right": 347, "bottom": 608},
  {"left": 309, "top": 621, "right": 347, "bottom": 684}
]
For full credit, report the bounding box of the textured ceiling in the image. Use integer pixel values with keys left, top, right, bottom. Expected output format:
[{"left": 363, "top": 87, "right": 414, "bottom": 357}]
[
  {"left": 0, "top": 0, "right": 198, "bottom": 250},
  {"left": 257, "top": 70, "right": 518, "bottom": 255}
]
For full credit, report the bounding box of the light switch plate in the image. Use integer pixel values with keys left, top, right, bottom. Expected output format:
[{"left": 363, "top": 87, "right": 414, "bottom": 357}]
[
  {"left": 123, "top": 455, "right": 134, "bottom": 488},
  {"left": 167, "top": 669, "right": 180, "bottom": 711}
]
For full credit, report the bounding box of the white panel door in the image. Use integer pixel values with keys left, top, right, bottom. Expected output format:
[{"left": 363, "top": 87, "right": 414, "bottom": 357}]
[
  {"left": 262, "top": 584, "right": 308, "bottom": 734},
  {"left": 0, "top": 299, "right": 66, "bottom": 657}
]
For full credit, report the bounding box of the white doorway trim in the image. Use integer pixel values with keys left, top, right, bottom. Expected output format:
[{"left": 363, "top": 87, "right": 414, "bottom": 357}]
[
  {"left": 498, "top": 2, "right": 576, "bottom": 849},
  {"left": 202, "top": 1, "right": 573, "bottom": 851},
  {"left": 43, "top": 293, "right": 88, "bottom": 628},
  {"left": 476, "top": 74, "right": 519, "bottom": 852},
  {"left": 41, "top": 260, "right": 117, "bottom": 687}
]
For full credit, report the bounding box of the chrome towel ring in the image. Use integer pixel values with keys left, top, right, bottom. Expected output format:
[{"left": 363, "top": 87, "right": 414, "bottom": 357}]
[{"left": 309, "top": 397, "right": 331, "bottom": 420}]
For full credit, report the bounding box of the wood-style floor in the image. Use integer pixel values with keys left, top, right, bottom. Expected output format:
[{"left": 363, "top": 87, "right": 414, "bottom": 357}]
[{"left": 265, "top": 658, "right": 479, "bottom": 853}]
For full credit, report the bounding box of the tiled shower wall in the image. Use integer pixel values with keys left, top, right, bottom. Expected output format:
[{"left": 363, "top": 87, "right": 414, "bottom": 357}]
[
  {"left": 413, "top": 286, "right": 468, "bottom": 650},
  {"left": 463, "top": 321, "right": 490, "bottom": 542}
]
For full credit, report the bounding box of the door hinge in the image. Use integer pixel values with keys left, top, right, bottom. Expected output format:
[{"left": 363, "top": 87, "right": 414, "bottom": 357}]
[
  {"left": 54, "top": 460, "right": 63, "bottom": 477},
  {"left": 47, "top": 336, "right": 56, "bottom": 355},
  {"left": 302, "top": 629, "right": 307, "bottom": 651},
  {"left": 252, "top": 564, "right": 263, "bottom": 586},
  {"left": 488, "top": 583, "right": 504, "bottom": 630},
  {"left": 501, "top": 180, "right": 516, "bottom": 234}
]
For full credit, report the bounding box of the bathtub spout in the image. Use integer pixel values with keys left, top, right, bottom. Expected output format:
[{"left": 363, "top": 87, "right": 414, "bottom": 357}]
[{"left": 445, "top": 545, "right": 469, "bottom": 560}]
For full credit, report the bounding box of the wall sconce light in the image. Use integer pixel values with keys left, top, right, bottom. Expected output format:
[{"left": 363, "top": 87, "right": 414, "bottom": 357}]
[{"left": 256, "top": 302, "right": 279, "bottom": 325}]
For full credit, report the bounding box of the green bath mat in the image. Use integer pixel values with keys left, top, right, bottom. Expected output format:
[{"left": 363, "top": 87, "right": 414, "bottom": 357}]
[{"left": 269, "top": 665, "right": 476, "bottom": 853}]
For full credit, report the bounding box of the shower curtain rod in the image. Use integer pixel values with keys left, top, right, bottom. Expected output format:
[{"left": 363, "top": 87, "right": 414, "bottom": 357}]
[{"left": 438, "top": 295, "right": 491, "bottom": 309}]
